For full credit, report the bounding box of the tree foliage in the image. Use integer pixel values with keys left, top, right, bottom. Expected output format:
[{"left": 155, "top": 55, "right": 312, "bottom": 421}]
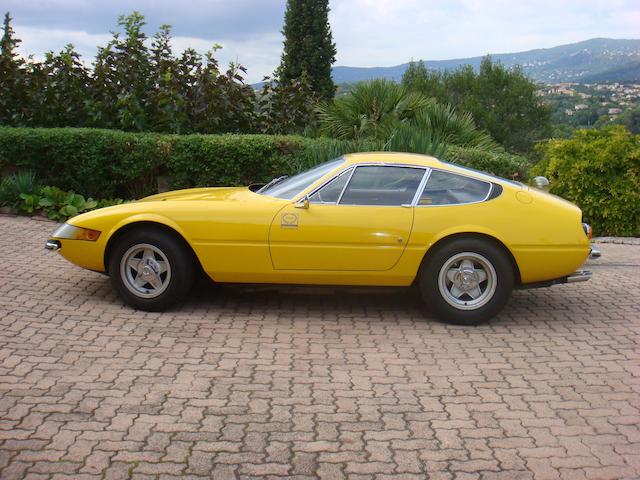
[
  {"left": 278, "top": 0, "right": 337, "bottom": 100},
  {"left": 0, "top": 10, "right": 326, "bottom": 134},
  {"left": 402, "top": 57, "right": 552, "bottom": 153}
]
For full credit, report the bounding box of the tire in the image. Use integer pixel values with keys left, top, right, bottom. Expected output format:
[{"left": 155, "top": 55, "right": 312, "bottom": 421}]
[
  {"left": 418, "top": 237, "right": 514, "bottom": 326},
  {"left": 108, "top": 228, "right": 195, "bottom": 311}
]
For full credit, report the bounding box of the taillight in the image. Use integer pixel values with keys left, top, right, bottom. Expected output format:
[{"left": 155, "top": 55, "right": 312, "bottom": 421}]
[{"left": 582, "top": 222, "right": 592, "bottom": 239}]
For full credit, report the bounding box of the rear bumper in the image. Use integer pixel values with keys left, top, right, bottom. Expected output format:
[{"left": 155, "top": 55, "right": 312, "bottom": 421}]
[
  {"left": 565, "top": 270, "right": 592, "bottom": 283},
  {"left": 518, "top": 269, "right": 592, "bottom": 289}
]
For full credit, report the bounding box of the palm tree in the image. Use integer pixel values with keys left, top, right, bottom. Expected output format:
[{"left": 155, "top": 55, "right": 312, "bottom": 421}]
[{"left": 317, "top": 79, "right": 497, "bottom": 156}]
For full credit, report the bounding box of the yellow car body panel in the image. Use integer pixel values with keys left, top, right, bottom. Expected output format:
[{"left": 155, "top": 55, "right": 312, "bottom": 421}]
[{"left": 51, "top": 152, "right": 590, "bottom": 287}]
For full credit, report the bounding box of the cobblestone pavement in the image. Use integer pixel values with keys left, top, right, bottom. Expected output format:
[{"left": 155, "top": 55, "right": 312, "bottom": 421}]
[{"left": 1, "top": 215, "right": 639, "bottom": 480}]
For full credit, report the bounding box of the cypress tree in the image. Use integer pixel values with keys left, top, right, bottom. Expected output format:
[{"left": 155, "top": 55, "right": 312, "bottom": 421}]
[
  {"left": 0, "top": 12, "right": 25, "bottom": 124},
  {"left": 278, "top": 0, "right": 337, "bottom": 100}
]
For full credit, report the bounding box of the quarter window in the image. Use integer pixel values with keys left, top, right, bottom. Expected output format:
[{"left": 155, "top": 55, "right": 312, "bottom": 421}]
[
  {"left": 339, "top": 166, "right": 425, "bottom": 206},
  {"left": 309, "top": 169, "right": 351, "bottom": 204},
  {"left": 419, "top": 170, "right": 491, "bottom": 206}
]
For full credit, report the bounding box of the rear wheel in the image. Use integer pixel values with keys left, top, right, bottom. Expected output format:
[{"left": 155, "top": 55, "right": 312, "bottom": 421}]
[
  {"left": 108, "top": 229, "right": 195, "bottom": 311},
  {"left": 419, "top": 238, "right": 514, "bottom": 325}
]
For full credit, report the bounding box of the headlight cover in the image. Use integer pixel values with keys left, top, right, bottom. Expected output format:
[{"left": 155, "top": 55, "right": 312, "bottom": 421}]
[{"left": 52, "top": 223, "right": 101, "bottom": 241}]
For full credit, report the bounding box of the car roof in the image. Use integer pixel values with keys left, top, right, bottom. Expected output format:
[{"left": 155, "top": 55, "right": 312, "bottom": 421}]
[
  {"left": 341, "top": 152, "right": 523, "bottom": 189},
  {"left": 342, "top": 152, "right": 442, "bottom": 168}
]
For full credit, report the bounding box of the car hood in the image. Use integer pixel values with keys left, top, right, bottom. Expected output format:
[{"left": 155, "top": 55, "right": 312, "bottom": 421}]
[{"left": 139, "top": 186, "right": 252, "bottom": 202}]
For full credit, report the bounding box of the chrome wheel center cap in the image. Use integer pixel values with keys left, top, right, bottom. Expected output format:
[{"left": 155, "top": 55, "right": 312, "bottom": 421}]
[{"left": 457, "top": 268, "right": 477, "bottom": 290}]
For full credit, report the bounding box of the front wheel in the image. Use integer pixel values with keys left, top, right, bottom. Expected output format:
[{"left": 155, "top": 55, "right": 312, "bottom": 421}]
[
  {"left": 418, "top": 238, "right": 514, "bottom": 325},
  {"left": 108, "top": 229, "right": 195, "bottom": 311}
]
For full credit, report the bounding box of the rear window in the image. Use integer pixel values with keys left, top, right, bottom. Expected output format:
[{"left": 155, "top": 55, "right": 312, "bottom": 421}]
[{"left": 419, "top": 170, "right": 491, "bottom": 206}]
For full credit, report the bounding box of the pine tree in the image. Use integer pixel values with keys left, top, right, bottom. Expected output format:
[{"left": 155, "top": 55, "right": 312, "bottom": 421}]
[
  {"left": 278, "top": 0, "right": 337, "bottom": 100},
  {"left": 0, "top": 12, "right": 26, "bottom": 124}
]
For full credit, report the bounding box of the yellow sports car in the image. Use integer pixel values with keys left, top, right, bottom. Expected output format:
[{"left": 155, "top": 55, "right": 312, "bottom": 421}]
[{"left": 46, "top": 152, "right": 596, "bottom": 325}]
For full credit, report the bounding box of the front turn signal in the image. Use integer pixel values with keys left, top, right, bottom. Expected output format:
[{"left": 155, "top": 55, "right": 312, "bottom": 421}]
[{"left": 52, "top": 223, "right": 101, "bottom": 241}]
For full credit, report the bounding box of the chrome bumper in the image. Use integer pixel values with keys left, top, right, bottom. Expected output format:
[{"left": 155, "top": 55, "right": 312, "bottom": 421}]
[
  {"left": 565, "top": 270, "right": 592, "bottom": 283},
  {"left": 518, "top": 269, "right": 592, "bottom": 289},
  {"left": 589, "top": 246, "right": 601, "bottom": 259},
  {"left": 45, "top": 239, "right": 61, "bottom": 251}
]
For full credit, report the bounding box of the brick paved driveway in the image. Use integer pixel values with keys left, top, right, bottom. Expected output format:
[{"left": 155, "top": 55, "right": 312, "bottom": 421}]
[{"left": 1, "top": 215, "right": 639, "bottom": 480}]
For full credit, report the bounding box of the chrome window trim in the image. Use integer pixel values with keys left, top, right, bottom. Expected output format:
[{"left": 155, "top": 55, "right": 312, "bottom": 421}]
[
  {"left": 307, "top": 167, "right": 354, "bottom": 204},
  {"left": 408, "top": 169, "right": 432, "bottom": 207},
  {"left": 336, "top": 167, "right": 357, "bottom": 204},
  {"left": 299, "top": 163, "right": 429, "bottom": 207},
  {"left": 415, "top": 167, "right": 494, "bottom": 208},
  {"left": 337, "top": 164, "right": 428, "bottom": 207}
]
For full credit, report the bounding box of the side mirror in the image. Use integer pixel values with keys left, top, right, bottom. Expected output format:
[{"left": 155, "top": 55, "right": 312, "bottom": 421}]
[
  {"left": 294, "top": 195, "right": 310, "bottom": 209},
  {"left": 533, "top": 176, "right": 550, "bottom": 189}
]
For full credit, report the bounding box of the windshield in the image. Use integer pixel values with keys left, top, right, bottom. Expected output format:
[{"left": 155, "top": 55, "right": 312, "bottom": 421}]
[{"left": 258, "top": 158, "right": 345, "bottom": 199}]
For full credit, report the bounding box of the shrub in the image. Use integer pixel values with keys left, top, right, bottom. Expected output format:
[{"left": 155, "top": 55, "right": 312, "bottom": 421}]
[
  {"left": 532, "top": 126, "right": 640, "bottom": 236},
  {"left": 0, "top": 127, "right": 532, "bottom": 202},
  {"left": 445, "top": 146, "right": 531, "bottom": 181}
]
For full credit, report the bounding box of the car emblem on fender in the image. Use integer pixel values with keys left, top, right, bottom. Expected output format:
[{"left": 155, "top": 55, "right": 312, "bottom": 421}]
[{"left": 281, "top": 212, "right": 299, "bottom": 228}]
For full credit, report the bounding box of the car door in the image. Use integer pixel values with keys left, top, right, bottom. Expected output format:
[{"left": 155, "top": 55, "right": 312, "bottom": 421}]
[{"left": 269, "top": 165, "right": 427, "bottom": 271}]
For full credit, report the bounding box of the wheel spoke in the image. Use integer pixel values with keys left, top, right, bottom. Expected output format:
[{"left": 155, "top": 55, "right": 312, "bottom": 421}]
[
  {"left": 446, "top": 268, "right": 458, "bottom": 283},
  {"left": 127, "top": 257, "right": 142, "bottom": 273},
  {"left": 467, "top": 285, "right": 482, "bottom": 300},
  {"left": 156, "top": 260, "right": 168, "bottom": 274},
  {"left": 450, "top": 285, "right": 464, "bottom": 299},
  {"left": 148, "top": 273, "right": 163, "bottom": 290},
  {"left": 460, "top": 259, "right": 474, "bottom": 270},
  {"left": 133, "top": 274, "right": 148, "bottom": 289},
  {"left": 476, "top": 269, "right": 488, "bottom": 283},
  {"left": 142, "top": 248, "right": 155, "bottom": 261}
]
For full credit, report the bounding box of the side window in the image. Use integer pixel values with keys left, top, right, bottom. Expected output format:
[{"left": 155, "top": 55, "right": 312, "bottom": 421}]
[
  {"left": 309, "top": 170, "right": 351, "bottom": 204},
  {"left": 419, "top": 170, "right": 491, "bottom": 206},
  {"left": 339, "top": 166, "right": 425, "bottom": 206}
]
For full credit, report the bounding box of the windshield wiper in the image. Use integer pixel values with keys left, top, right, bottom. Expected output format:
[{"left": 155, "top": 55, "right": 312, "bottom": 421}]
[{"left": 258, "top": 175, "right": 288, "bottom": 193}]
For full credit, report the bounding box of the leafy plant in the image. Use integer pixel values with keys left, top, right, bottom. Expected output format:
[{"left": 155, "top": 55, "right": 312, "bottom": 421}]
[
  {"left": 0, "top": 171, "right": 40, "bottom": 206},
  {"left": 37, "top": 186, "right": 98, "bottom": 220}
]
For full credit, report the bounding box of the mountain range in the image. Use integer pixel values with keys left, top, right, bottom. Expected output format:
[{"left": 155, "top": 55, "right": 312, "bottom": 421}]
[{"left": 332, "top": 38, "right": 640, "bottom": 84}]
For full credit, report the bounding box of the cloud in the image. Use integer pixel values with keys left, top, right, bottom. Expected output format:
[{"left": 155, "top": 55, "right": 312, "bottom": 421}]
[{"left": 7, "top": 0, "right": 640, "bottom": 82}]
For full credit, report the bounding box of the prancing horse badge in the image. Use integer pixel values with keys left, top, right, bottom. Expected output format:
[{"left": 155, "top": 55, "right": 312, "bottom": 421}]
[{"left": 280, "top": 212, "right": 299, "bottom": 228}]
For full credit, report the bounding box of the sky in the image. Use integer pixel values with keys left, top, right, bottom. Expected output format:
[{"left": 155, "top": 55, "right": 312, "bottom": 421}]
[{"left": 5, "top": 0, "right": 640, "bottom": 83}]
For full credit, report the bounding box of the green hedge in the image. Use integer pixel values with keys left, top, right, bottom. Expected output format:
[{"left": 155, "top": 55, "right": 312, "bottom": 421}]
[
  {"left": 0, "top": 128, "right": 365, "bottom": 198},
  {"left": 0, "top": 127, "right": 529, "bottom": 200},
  {"left": 444, "top": 145, "right": 531, "bottom": 181},
  {"left": 532, "top": 126, "right": 640, "bottom": 237}
]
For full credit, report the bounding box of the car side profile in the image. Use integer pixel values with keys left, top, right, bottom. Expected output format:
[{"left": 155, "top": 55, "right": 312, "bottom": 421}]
[{"left": 46, "top": 152, "right": 595, "bottom": 325}]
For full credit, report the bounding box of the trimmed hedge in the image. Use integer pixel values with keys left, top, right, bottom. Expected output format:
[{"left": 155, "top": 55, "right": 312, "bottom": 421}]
[
  {"left": 0, "top": 127, "right": 529, "bottom": 200},
  {"left": 0, "top": 128, "right": 364, "bottom": 198}
]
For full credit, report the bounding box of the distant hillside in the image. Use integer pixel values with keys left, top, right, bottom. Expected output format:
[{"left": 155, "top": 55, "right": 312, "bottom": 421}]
[{"left": 332, "top": 38, "right": 640, "bottom": 84}]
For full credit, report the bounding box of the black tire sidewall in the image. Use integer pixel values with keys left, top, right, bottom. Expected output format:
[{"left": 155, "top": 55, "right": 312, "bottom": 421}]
[
  {"left": 108, "top": 229, "right": 194, "bottom": 311},
  {"left": 419, "top": 238, "right": 514, "bottom": 325}
]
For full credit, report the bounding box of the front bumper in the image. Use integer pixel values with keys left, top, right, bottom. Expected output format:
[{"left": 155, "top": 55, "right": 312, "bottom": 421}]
[{"left": 45, "top": 239, "right": 61, "bottom": 251}]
